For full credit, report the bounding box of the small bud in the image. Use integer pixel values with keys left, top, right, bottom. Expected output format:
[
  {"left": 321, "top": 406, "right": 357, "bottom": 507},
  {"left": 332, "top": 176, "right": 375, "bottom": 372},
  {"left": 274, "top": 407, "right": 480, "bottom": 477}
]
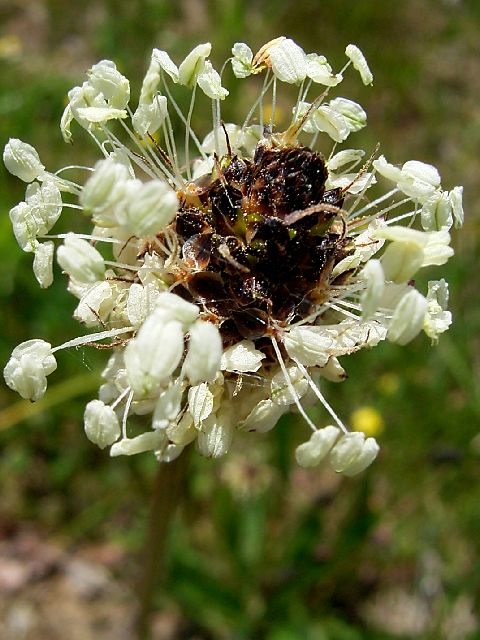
[
  {"left": 4, "top": 339, "right": 57, "bottom": 401},
  {"left": 387, "top": 288, "right": 428, "bottom": 345},
  {"left": 345, "top": 44, "right": 373, "bottom": 85},
  {"left": 33, "top": 241, "right": 55, "bottom": 288},
  {"left": 84, "top": 399, "right": 121, "bottom": 448},
  {"left": 57, "top": 233, "right": 106, "bottom": 283},
  {"left": 3, "top": 138, "right": 45, "bottom": 182},
  {"left": 183, "top": 320, "right": 222, "bottom": 385},
  {"left": 295, "top": 426, "right": 340, "bottom": 468}
]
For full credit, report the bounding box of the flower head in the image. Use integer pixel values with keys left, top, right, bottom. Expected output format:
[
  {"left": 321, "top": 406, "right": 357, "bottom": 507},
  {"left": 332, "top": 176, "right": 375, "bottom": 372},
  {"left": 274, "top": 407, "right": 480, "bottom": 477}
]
[{"left": 3, "top": 39, "right": 463, "bottom": 475}]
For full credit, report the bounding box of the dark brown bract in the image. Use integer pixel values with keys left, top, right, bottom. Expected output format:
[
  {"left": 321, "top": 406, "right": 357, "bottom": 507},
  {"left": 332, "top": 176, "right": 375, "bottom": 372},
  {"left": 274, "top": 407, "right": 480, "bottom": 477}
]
[{"left": 171, "top": 138, "right": 355, "bottom": 347}]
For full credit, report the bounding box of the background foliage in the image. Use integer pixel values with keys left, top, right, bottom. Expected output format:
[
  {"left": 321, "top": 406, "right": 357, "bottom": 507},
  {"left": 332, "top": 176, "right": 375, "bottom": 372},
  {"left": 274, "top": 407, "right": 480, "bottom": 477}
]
[{"left": 0, "top": 0, "right": 479, "bottom": 638}]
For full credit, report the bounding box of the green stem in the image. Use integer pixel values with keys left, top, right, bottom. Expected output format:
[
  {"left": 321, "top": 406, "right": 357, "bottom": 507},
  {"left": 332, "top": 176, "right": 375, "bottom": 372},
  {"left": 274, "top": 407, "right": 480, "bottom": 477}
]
[{"left": 134, "top": 450, "right": 190, "bottom": 639}]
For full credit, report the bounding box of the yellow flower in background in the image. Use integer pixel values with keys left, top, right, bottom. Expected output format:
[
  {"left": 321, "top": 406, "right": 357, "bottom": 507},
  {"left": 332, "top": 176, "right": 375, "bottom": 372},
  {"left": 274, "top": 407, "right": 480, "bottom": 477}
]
[{"left": 351, "top": 406, "right": 385, "bottom": 437}]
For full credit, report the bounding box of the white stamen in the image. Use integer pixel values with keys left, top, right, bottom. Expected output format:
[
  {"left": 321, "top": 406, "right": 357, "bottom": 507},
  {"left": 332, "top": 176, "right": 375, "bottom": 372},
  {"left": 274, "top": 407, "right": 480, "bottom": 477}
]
[
  {"left": 271, "top": 335, "right": 317, "bottom": 432},
  {"left": 293, "top": 359, "right": 348, "bottom": 433},
  {"left": 52, "top": 326, "right": 134, "bottom": 352}
]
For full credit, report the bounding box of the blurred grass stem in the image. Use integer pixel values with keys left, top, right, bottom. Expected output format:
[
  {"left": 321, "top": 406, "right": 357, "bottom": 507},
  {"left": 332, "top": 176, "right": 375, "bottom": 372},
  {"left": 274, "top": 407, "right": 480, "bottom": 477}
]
[{"left": 135, "top": 450, "right": 190, "bottom": 640}]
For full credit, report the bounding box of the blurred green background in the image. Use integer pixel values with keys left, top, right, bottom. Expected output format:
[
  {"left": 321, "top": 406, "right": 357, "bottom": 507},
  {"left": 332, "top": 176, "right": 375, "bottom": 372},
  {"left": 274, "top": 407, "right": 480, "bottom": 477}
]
[{"left": 0, "top": 0, "right": 479, "bottom": 638}]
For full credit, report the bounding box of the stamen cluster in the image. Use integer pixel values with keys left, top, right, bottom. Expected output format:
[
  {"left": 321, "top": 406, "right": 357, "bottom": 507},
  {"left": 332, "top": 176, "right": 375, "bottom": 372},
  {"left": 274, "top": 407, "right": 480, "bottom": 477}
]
[{"left": 3, "top": 38, "right": 463, "bottom": 474}]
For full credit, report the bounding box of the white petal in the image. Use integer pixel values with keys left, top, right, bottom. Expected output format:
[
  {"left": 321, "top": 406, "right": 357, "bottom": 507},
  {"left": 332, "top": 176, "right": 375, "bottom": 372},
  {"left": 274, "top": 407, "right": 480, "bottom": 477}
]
[
  {"left": 197, "top": 61, "right": 229, "bottom": 100},
  {"left": 116, "top": 179, "right": 178, "bottom": 236},
  {"left": 295, "top": 426, "right": 340, "bottom": 468},
  {"left": 421, "top": 192, "right": 453, "bottom": 231},
  {"left": 4, "top": 339, "right": 57, "bottom": 401},
  {"left": 178, "top": 43, "right": 211, "bottom": 87},
  {"left": 283, "top": 326, "right": 332, "bottom": 367},
  {"left": 239, "top": 399, "right": 286, "bottom": 433},
  {"left": 110, "top": 431, "right": 165, "bottom": 456},
  {"left": 387, "top": 288, "right": 428, "bottom": 345},
  {"left": 3, "top": 138, "right": 45, "bottom": 182},
  {"left": 87, "top": 59, "right": 130, "bottom": 109},
  {"left": 449, "top": 186, "right": 464, "bottom": 228},
  {"left": 271, "top": 365, "right": 308, "bottom": 406},
  {"left": 197, "top": 410, "right": 233, "bottom": 458},
  {"left": 183, "top": 320, "right": 222, "bottom": 385},
  {"left": 372, "top": 155, "right": 402, "bottom": 183},
  {"left": 153, "top": 48, "right": 179, "bottom": 83},
  {"left": 312, "top": 105, "right": 349, "bottom": 143},
  {"left": 306, "top": 53, "right": 342, "bottom": 86},
  {"left": 220, "top": 340, "right": 265, "bottom": 373},
  {"left": 188, "top": 382, "right": 215, "bottom": 426},
  {"left": 124, "top": 312, "right": 184, "bottom": 397},
  {"left": 345, "top": 44, "right": 373, "bottom": 85},
  {"left": 231, "top": 42, "right": 254, "bottom": 78},
  {"left": 33, "top": 241, "right": 55, "bottom": 288},
  {"left": 360, "top": 259, "right": 385, "bottom": 318},
  {"left": 329, "top": 97, "right": 367, "bottom": 132},
  {"left": 84, "top": 399, "right": 120, "bottom": 448},
  {"left": 154, "top": 291, "right": 199, "bottom": 328},
  {"left": 342, "top": 437, "right": 379, "bottom": 476},
  {"left": 329, "top": 432, "right": 365, "bottom": 472},
  {"left": 381, "top": 241, "right": 424, "bottom": 283},
  {"left": 132, "top": 95, "right": 168, "bottom": 136},
  {"left": 268, "top": 38, "right": 307, "bottom": 84},
  {"left": 75, "top": 106, "right": 128, "bottom": 123},
  {"left": 57, "top": 233, "right": 106, "bottom": 283}
]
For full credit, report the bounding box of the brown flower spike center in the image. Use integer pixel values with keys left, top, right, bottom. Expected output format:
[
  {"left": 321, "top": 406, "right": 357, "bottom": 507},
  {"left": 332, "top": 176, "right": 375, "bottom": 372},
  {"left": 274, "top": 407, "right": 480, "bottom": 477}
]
[{"left": 172, "top": 138, "right": 355, "bottom": 350}]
